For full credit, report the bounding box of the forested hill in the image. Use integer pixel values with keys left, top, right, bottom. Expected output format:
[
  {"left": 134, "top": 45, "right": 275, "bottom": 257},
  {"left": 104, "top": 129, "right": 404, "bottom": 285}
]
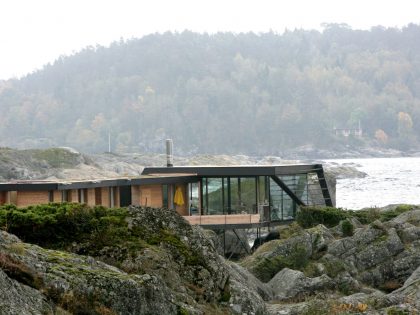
[{"left": 1, "top": 24, "right": 420, "bottom": 155}]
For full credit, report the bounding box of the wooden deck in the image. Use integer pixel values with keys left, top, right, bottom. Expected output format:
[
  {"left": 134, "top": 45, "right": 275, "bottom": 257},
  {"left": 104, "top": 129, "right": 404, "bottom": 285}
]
[{"left": 184, "top": 214, "right": 261, "bottom": 226}]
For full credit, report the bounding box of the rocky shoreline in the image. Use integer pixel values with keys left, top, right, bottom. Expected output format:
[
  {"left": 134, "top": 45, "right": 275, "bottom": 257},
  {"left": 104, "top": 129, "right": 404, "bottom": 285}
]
[
  {"left": 0, "top": 204, "right": 419, "bottom": 314},
  {"left": 0, "top": 147, "right": 370, "bottom": 183}
]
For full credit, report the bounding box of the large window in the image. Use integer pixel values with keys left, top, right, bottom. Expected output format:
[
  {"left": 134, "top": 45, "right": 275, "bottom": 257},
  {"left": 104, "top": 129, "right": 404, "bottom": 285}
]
[
  {"left": 230, "top": 177, "right": 257, "bottom": 214},
  {"left": 203, "top": 178, "right": 225, "bottom": 215},
  {"left": 202, "top": 177, "right": 257, "bottom": 215},
  {"left": 200, "top": 174, "right": 308, "bottom": 221}
]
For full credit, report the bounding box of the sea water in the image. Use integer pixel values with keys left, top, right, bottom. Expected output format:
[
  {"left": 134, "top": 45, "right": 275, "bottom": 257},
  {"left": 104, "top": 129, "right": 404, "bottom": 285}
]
[{"left": 329, "top": 157, "right": 420, "bottom": 210}]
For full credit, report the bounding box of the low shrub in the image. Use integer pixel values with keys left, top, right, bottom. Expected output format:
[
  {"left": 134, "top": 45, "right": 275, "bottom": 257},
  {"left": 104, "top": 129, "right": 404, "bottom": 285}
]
[
  {"left": 341, "top": 219, "right": 354, "bottom": 237},
  {"left": 322, "top": 259, "right": 346, "bottom": 278},
  {"left": 351, "top": 207, "right": 380, "bottom": 224},
  {"left": 296, "top": 206, "right": 348, "bottom": 228},
  {"left": 253, "top": 244, "right": 309, "bottom": 282},
  {"left": 0, "top": 204, "right": 207, "bottom": 270},
  {"left": 352, "top": 205, "right": 413, "bottom": 224},
  {"left": 0, "top": 203, "right": 128, "bottom": 250}
]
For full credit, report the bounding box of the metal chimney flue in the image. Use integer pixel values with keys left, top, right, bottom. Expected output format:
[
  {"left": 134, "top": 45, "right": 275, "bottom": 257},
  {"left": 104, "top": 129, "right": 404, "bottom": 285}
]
[{"left": 166, "top": 139, "right": 173, "bottom": 167}]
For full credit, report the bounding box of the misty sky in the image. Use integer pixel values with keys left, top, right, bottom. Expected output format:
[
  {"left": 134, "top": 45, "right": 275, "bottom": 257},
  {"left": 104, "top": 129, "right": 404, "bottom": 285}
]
[{"left": 0, "top": 0, "right": 419, "bottom": 80}]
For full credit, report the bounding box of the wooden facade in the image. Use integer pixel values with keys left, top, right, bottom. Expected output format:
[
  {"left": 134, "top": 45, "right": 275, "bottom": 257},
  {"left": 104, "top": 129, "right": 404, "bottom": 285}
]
[{"left": 0, "top": 184, "right": 166, "bottom": 210}]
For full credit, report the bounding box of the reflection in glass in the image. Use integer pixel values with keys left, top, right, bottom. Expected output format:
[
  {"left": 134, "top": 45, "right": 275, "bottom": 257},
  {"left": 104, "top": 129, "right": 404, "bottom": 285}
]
[
  {"left": 189, "top": 182, "right": 200, "bottom": 215},
  {"left": 239, "top": 177, "right": 257, "bottom": 214},
  {"left": 204, "top": 178, "right": 224, "bottom": 215}
]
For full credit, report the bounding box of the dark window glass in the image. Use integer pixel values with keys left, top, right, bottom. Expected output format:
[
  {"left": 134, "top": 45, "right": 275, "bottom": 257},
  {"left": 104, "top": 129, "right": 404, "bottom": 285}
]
[{"left": 162, "top": 185, "right": 168, "bottom": 208}]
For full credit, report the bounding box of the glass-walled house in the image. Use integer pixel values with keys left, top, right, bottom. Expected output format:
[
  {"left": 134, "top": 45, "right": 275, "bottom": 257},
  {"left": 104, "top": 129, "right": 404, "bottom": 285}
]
[
  {"left": 0, "top": 164, "right": 333, "bottom": 228},
  {"left": 143, "top": 165, "right": 333, "bottom": 226}
]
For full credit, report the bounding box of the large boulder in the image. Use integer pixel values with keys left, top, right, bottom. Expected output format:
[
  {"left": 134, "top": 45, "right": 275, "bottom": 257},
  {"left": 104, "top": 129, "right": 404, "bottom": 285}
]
[
  {"left": 242, "top": 224, "right": 334, "bottom": 282},
  {"left": 0, "top": 231, "right": 177, "bottom": 315},
  {"left": 268, "top": 268, "right": 334, "bottom": 301},
  {"left": 227, "top": 263, "right": 270, "bottom": 314},
  {"left": 228, "top": 262, "right": 273, "bottom": 301}
]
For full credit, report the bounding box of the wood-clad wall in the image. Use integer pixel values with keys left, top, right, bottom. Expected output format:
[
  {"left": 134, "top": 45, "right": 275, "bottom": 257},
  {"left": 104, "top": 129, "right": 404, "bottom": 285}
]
[
  {"left": 53, "top": 190, "right": 61, "bottom": 202},
  {"left": 87, "top": 188, "right": 95, "bottom": 206},
  {"left": 16, "top": 191, "right": 49, "bottom": 207},
  {"left": 139, "top": 185, "right": 163, "bottom": 208},
  {"left": 101, "top": 187, "right": 110, "bottom": 207},
  {"left": 0, "top": 192, "right": 7, "bottom": 205},
  {"left": 131, "top": 185, "right": 141, "bottom": 206}
]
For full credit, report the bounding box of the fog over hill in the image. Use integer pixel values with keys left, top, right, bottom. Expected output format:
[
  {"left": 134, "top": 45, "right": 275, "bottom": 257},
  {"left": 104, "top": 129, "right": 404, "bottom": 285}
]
[{"left": 1, "top": 24, "right": 420, "bottom": 155}]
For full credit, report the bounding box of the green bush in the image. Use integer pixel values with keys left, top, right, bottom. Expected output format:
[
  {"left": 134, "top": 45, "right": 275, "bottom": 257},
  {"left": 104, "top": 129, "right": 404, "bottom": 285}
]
[
  {"left": 341, "top": 219, "right": 354, "bottom": 237},
  {"left": 351, "top": 207, "right": 381, "bottom": 224},
  {"left": 0, "top": 203, "right": 207, "bottom": 269},
  {"left": 322, "top": 259, "right": 346, "bottom": 278},
  {"left": 352, "top": 205, "right": 413, "bottom": 224},
  {"left": 296, "top": 206, "right": 348, "bottom": 228},
  {"left": 253, "top": 244, "right": 309, "bottom": 282},
  {"left": 0, "top": 203, "right": 128, "bottom": 249}
]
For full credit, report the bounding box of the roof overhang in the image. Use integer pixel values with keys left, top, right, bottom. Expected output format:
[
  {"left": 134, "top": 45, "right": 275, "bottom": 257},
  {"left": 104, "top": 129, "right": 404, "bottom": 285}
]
[
  {"left": 142, "top": 164, "right": 323, "bottom": 177},
  {"left": 0, "top": 175, "right": 199, "bottom": 191}
]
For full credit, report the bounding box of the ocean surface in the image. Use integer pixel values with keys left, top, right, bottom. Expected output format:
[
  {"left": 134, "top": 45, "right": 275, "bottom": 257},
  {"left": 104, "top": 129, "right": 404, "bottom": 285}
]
[{"left": 328, "top": 157, "right": 420, "bottom": 210}]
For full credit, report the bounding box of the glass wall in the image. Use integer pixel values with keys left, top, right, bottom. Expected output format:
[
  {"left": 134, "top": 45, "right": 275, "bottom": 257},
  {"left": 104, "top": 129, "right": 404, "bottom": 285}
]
[
  {"left": 239, "top": 177, "right": 258, "bottom": 214},
  {"left": 200, "top": 174, "right": 308, "bottom": 221},
  {"left": 202, "top": 177, "right": 257, "bottom": 215},
  {"left": 269, "top": 175, "right": 308, "bottom": 221},
  {"left": 188, "top": 182, "right": 200, "bottom": 215},
  {"left": 202, "top": 178, "right": 225, "bottom": 215}
]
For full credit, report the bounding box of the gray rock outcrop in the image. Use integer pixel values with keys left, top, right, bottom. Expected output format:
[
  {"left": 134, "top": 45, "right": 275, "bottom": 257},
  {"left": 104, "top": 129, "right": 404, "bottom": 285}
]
[
  {"left": 384, "top": 266, "right": 420, "bottom": 310},
  {"left": 0, "top": 206, "right": 270, "bottom": 315},
  {"left": 241, "top": 207, "right": 420, "bottom": 314},
  {"left": 242, "top": 224, "right": 334, "bottom": 282},
  {"left": 268, "top": 268, "right": 334, "bottom": 301}
]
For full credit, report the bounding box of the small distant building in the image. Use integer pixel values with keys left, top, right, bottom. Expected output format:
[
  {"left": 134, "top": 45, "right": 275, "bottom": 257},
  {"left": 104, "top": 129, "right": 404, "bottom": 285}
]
[{"left": 333, "top": 121, "right": 363, "bottom": 138}]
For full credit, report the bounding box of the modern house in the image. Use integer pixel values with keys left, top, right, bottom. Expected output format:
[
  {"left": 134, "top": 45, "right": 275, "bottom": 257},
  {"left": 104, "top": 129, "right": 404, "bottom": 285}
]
[{"left": 0, "top": 164, "right": 333, "bottom": 228}]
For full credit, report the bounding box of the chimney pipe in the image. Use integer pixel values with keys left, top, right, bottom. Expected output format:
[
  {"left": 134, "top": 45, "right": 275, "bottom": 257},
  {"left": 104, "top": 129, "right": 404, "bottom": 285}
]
[{"left": 166, "top": 139, "right": 173, "bottom": 167}]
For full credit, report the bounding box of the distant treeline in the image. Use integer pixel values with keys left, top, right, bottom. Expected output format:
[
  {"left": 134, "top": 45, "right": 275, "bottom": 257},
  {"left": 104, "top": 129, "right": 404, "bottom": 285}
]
[{"left": 1, "top": 24, "right": 420, "bottom": 154}]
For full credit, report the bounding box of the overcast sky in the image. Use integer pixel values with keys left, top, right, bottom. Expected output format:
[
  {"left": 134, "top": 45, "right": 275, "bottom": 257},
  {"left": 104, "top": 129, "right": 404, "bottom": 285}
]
[{"left": 0, "top": 0, "right": 419, "bottom": 80}]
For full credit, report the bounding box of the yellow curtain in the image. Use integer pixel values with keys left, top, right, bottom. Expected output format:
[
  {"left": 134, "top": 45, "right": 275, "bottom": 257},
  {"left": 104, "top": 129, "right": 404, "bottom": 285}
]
[{"left": 174, "top": 187, "right": 185, "bottom": 206}]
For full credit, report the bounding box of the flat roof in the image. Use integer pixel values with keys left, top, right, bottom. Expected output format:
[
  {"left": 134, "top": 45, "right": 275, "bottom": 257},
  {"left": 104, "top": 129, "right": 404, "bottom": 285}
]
[
  {"left": 0, "top": 164, "right": 325, "bottom": 191},
  {"left": 142, "top": 164, "right": 324, "bottom": 177},
  {"left": 0, "top": 174, "right": 199, "bottom": 191}
]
